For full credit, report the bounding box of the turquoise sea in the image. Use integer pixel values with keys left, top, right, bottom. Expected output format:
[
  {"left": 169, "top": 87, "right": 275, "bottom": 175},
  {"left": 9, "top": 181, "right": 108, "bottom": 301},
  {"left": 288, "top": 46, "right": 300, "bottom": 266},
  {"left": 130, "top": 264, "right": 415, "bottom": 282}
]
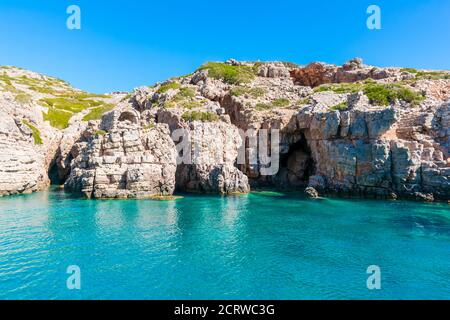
[{"left": 0, "top": 188, "right": 449, "bottom": 300}]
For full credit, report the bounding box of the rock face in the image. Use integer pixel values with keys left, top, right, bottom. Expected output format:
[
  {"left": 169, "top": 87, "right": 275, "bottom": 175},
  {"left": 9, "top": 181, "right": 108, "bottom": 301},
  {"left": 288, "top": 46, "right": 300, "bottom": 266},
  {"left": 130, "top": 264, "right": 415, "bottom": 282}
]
[
  {"left": 0, "top": 111, "right": 47, "bottom": 196},
  {"left": 65, "top": 108, "right": 177, "bottom": 198},
  {"left": 289, "top": 59, "right": 395, "bottom": 87},
  {"left": 1, "top": 59, "right": 449, "bottom": 201},
  {"left": 175, "top": 121, "right": 250, "bottom": 194}
]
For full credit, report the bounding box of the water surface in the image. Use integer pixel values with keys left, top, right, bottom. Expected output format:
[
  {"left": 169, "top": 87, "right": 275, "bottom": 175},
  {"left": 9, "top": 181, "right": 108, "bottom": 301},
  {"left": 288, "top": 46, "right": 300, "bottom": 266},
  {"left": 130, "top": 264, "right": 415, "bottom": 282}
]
[{"left": 0, "top": 189, "right": 449, "bottom": 299}]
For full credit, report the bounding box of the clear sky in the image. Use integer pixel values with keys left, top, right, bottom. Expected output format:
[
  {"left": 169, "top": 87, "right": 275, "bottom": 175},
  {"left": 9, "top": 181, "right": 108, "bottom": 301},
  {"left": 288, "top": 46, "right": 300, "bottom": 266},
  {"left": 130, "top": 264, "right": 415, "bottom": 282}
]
[{"left": 0, "top": 0, "right": 449, "bottom": 93}]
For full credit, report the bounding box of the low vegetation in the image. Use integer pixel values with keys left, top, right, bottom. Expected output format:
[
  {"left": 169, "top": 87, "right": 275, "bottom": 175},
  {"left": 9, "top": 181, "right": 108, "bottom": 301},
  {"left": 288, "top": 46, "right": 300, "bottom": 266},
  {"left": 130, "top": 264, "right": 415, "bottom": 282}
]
[
  {"left": 298, "top": 97, "right": 311, "bottom": 105},
  {"left": 254, "top": 98, "right": 291, "bottom": 111},
  {"left": 157, "top": 82, "right": 181, "bottom": 93},
  {"left": 163, "top": 86, "right": 204, "bottom": 109},
  {"left": 181, "top": 111, "right": 219, "bottom": 122},
  {"left": 400, "top": 68, "right": 450, "bottom": 79},
  {"left": 364, "top": 83, "right": 425, "bottom": 106},
  {"left": 198, "top": 62, "right": 257, "bottom": 84},
  {"left": 415, "top": 71, "right": 450, "bottom": 80},
  {"left": 314, "top": 82, "right": 364, "bottom": 94},
  {"left": 255, "top": 103, "right": 273, "bottom": 111},
  {"left": 22, "top": 119, "right": 43, "bottom": 145},
  {"left": 400, "top": 68, "right": 419, "bottom": 74},
  {"left": 177, "top": 86, "right": 196, "bottom": 99},
  {"left": 330, "top": 102, "right": 348, "bottom": 111},
  {"left": 181, "top": 100, "right": 202, "bottom": 109},
  {"left": 14, "top": 92, "right": 32, "bottom": 104},
  {"left": 40, "top": 92, "right": 113, "bottom": 129},
  {"left": 94, "top": 129, "right": 107, "bottom": 136},
  {"left": 143, "top": 123, "right": 155, "bottom": 129},
  {"left": 314, "top": 81, "right": 425, "bottom": 106},
  {"left": 82, "top": 103, "right": 115, "bottom": 121},
  {"left": 43, "top": 108, "right": 73, "bottom": 129},
  {"left": 272, "top": 98, "right": 290, "bottom": 107},
  {"left": 230, "top": 86, "right": 266, "bottom": 98}
]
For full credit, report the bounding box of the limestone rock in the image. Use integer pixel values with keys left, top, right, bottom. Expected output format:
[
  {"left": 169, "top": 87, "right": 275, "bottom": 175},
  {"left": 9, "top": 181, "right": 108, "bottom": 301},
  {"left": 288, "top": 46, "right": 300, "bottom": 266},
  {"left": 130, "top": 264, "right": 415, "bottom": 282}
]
[
  {"left": 304, "top": 186, "right": 319, "bottom": 199},
  {"left": 0, "top": 111, "right": 47, "bottom": 196},
  {"left": 65, "top": 109, "right": 177, "bottom": 198},
  {"left": 174, "top": 121, "right": 250, "bottom": 194}
]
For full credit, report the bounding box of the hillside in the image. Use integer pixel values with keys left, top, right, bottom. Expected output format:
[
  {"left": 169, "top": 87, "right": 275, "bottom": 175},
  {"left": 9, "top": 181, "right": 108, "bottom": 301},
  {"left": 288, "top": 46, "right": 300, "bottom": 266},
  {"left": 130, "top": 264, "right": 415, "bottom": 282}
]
[{"left": 1, "top": 59, "right": 449, "bottom": 201}]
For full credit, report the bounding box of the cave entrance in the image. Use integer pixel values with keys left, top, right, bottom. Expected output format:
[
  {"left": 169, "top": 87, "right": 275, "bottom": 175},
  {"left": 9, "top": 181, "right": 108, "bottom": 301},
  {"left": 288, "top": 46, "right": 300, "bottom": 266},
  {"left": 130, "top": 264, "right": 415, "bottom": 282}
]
[
  {"left": 118, "top": 111, "right": 138, "bottom": 124},
  {"left": 276, "top": 131, "right": 314, "bottom": 188},
  {"left": 47, "top": 153, "right": 73, "bottom": 185},
  {"left": 48, "top": 161, "right": 63, "bottom": 185}
]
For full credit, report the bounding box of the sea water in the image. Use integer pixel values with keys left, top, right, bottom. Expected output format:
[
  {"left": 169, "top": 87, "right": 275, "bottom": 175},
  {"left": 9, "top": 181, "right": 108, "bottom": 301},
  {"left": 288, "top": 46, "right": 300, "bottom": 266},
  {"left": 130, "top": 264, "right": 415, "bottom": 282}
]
[{"left": 0, "top": 188, "right": 449, "bottom": 299}]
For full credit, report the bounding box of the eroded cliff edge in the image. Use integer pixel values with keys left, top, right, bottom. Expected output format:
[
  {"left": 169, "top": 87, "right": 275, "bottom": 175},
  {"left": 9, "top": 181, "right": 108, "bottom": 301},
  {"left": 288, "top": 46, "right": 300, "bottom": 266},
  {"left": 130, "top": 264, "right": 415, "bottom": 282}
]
[{"left": 0, "top": 59, "right": 449, "bottom": 201}]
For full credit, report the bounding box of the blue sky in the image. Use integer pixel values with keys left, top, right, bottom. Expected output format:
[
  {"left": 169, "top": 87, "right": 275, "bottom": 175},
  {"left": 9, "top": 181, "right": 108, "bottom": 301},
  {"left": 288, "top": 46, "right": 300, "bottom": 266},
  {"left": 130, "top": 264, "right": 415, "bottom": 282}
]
[{"left": 0, "top": 0, "right": 449, "bottom": 93}]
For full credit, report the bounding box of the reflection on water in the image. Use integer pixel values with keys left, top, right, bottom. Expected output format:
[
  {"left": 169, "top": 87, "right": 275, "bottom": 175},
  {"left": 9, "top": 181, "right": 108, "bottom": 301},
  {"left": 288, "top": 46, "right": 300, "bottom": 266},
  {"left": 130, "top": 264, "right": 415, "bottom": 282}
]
[{"left": 0, "top": 188, "right": 449, "bottom": 299}]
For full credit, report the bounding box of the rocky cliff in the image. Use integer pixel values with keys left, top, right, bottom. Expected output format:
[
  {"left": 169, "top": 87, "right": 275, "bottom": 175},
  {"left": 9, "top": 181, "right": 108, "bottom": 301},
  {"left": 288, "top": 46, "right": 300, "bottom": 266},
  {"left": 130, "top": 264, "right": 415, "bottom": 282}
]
[{"left": 0, "top": 59, "right": 449, "bottom": 201}]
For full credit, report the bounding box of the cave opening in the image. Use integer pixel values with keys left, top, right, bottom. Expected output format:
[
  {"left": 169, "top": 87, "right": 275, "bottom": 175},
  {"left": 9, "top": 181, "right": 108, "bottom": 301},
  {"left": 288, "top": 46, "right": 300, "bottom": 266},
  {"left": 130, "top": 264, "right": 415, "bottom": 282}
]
[
  {"left": 48, "top": 161, "right": 62, "bottom": 185},
  {"left": 47, "top": 153, "right": 73, "bottom": 185},
  {"left": 118, "top": 111, "right": 138, "bottom": 124},
  {"left": 276, "top": 131, "right": 315, "bottom": 188}
]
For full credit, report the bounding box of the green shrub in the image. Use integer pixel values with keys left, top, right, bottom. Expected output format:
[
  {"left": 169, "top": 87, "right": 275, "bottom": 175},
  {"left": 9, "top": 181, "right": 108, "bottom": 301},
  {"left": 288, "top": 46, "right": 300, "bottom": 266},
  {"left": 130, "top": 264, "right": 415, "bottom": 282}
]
[
  {"left": 94, "top": 129, "right": 107, "bottom": 136},
  {"left": 162, "top": 100, "right": 176, "bottom": 108},
  {"left": 364, "top": 83, "right": 424, "bottom": 106},
  {"left": 143, "top": 123, "right": 155, "bottom": 129},
  {"left": 0, "top": 72, "right": 13, "bottom": 86},
  {"left": 27, "top": 85, "right": 55, "bottom": 94},
  {"left": 22, "top": 119, "right": 43, "bottom": 145},
  {"left": 272, "top": 98, "right": 290, "bottom": 107},
  {"left": 198, "top": 62, "right": 256, "bottom": 84},
  {"left": 363, "top": 84, "right": 395, "bottom": 106},
  {"left": 298, "top": 97, "right": 311, "bottom": 105},
  {"left": 178, "top": 87, "right": 196, "bottom": 98},
  {"left": 40, "top": 96, "right": 100, "bottom": 113},
  {"left": 181, "top": 100, "right": 202, "bottom": 109},
  {"left": 0, "top": 73, "right": 18, "bottom": 92},
  {"left": 181, "top": 111, "right": 219, "bottom": 122},
  {"left": 230, "top": 86, "right": 266, "bottom": 98},
  {"left": 157, "top": 82, "right": 181, "bottom": 93},
  {"left": 82, "top": 103, "right": 115, "bottom": 121},
  {"left": 14, "top": 92, "right": 32, "bottom": 104},
  {"left": 172, "top": 87, "right": 196, "bottom": 102},
  {"left": 250, "top": 88, "right": 266, "bottom": 97},
  {"left": 330, "top": 102, "right": 348, "bottom": 111},
  {"left": 314, "top": 82, "right": 363, "bottom": 94},
  {"left": 230, "top": 87, "right": 247, "bottom": 96},
  {"left": 400, "top": 68, "right": 418, "bottom": 74},
  {"left": 415, "top": 71, "right": 450, "bottom": 80},
  {"left": 40, "top": 92, "right": 113, "bottom": 128},
  {"left": 255, "top": 103, "right": 272, "bottom": 111},
  {"left": 43, "top": 108, "right": 72, "bottom": 129},
  {"left": 254, "top": 98, "right": 290, "bottom": 111},
  {"left": 314, "top": 81, "right": 425, "bottom": 106}
]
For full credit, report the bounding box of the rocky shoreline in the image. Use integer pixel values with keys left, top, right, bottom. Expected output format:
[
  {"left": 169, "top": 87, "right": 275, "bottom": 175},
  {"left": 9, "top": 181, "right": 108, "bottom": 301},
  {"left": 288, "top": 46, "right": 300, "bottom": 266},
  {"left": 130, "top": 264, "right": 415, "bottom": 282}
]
[{"left": 0, "top": 59, "right": 449, "bottom": 202}]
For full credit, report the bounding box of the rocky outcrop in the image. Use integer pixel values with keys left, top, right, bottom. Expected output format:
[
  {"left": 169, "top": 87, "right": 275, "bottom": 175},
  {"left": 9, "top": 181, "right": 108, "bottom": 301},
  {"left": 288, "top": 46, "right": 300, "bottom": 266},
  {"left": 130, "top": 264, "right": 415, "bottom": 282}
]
[
  {"left": 1, "top": 60, "right": 449, "bottom": 201},
  {"left": 0, "top": 111, "right": 47, "bottom": 196},
  {"left": 65, "top": 108, "right": 177, "bottom": 198},
  {"left": 175, "top": 121, "right": 250, "bottom": 194},
  {"left": 290, "top": 58, "right": 396, "bottom": 87}
]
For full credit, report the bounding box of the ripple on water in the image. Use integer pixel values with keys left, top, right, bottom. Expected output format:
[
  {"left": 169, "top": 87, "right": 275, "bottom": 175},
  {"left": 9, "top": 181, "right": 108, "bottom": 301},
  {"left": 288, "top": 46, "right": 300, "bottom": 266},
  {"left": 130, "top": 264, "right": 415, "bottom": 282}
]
[{"left": 0, "top": 189, "right": 449, "bottom": 299}]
